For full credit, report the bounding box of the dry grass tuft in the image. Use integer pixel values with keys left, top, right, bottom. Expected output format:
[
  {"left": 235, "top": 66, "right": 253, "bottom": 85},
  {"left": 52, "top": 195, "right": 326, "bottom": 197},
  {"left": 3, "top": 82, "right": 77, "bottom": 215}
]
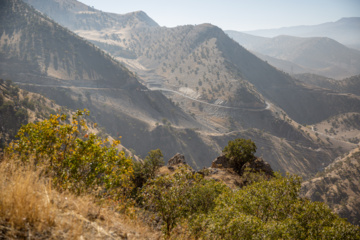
[
  {"left": 0, "top": 159, "right": 55, "bottom": 238},
  {"left": 0, "top": 158, "right": 160, "bottom": 239}
]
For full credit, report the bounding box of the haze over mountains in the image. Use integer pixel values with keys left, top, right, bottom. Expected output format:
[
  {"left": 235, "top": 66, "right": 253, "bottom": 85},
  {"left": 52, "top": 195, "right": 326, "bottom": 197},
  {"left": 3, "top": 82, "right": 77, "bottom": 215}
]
[
  {"left": 1, "top": 0, "right": 360, "bottom": 225},
  {"left": 244, "top": 17, "right": 360, "bottom": 50},
  {"left": 225, "top": 31, "right": 360, "bottom": 79}
]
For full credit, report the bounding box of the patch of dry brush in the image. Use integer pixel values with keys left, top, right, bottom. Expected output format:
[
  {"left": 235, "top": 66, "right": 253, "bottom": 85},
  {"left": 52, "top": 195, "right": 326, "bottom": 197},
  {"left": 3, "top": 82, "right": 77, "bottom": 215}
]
[{"left": 0, "top": 158, "right": 160, "bottom": 239}]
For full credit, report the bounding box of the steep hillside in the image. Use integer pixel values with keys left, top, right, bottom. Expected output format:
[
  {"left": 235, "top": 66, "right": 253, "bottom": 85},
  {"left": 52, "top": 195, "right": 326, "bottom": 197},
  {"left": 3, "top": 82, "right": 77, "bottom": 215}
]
[
  {"left": 0, "top": 0, "right": 212, "bottom": 168},
  {"left": 226, "top": 31, "right": 360, "bottom": 79},
  {"left": 0, "top": 1, "right": 141, "bottom": 84},
  {"left": 252, "top": 51, "right": 308, "bottom": 75},
  {"left": 24, "top": 0, "right": 360, "bottom": 125},
  {"left": 302, "top": 147, "right": 360, "bottom": 225},
  {"left": 75, "top": 22, "right": 360, "bottom": 125},
  {"left": 312, "top": 112, "right": 360, "bottom": 145},
  {"left": 245, "top": 17, "right": 360, "bottom": 50},
  {"left": 0, "top": 80, "right": 31, "bottom": 148},
  {"left": 24, "top": 0, "right": 158, "bottom": 30},
  {"left": 295, "top": 74, "right": 360, "bottom": 96},
  {"left": 206, "top": 29, "right": 360, "bottom": 124},
  {"left": 12, "top": 0, "right": 360, "bottom": 176}
]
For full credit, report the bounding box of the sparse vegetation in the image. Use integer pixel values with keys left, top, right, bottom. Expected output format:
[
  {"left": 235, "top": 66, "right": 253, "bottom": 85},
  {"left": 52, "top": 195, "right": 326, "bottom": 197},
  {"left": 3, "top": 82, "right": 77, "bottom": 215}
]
[
  {"left": 302, "top": 148, "right": 360, "bottom": 226},
  {"left": 2, "top": 112, "right": 359, "bottom": 238},
  {"left": 2, "top": 0, "right": 360, "bottom": 237},
  {"left": 0, "top": 156, "right": 158, "bottom": 239}
]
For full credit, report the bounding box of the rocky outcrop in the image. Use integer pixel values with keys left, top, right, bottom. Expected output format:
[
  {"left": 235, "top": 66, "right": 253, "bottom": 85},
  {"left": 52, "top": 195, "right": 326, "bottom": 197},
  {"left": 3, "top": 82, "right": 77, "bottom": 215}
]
[
  {"left": 211, "top": 155, "right": 274, "bottom": 177},
  {"left": 167, "top": 153, "right": 186, "bottom": 167},
  {"left": 211, "top": 155, "right": 231, "bottom": 168},
  {"left": 241, "top": 158, "right": 274, "bottom": 176}
]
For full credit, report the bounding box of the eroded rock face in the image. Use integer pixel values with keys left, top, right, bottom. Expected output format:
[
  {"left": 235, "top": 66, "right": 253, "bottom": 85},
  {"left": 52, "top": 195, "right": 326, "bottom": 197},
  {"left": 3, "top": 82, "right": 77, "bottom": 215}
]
[
  {"left": 167, "top": 153, "right": 186, "bottom": 166},
  {"left": 211, "top": 155, "right": 231, "bottom": 168},
  {"left": 211, "top": 154, "right": 274, "bottom": 177},
  {"left": 241, "top": 158, "right": 274, "bottom": 176}
]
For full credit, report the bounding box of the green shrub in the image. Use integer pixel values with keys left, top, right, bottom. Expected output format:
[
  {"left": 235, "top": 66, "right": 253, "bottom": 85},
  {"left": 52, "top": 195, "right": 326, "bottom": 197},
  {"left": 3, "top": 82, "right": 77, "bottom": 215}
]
[
  {"left": 6, "top": 110, "right": 134, "bottom": 205},
  {"left": 141, "top": 166, "right": 228, "bottom": 236},
  {"left": 187, "top": 178, "right": 229, "bottom": 215},
  {"left": 198, "top": 173, "right": 360, "bottom": 239},
  {"left": 141, "top": 166, "right": 194, "bottom": 235},
  {"left": 223, "top": 138, "right": 257, "bottom": 173},
  {"left": 186, "top": 179, "right": 230, "bottom": 238},
  {"left": 132, "top": 149, "right": 164, "bottom": 190}
]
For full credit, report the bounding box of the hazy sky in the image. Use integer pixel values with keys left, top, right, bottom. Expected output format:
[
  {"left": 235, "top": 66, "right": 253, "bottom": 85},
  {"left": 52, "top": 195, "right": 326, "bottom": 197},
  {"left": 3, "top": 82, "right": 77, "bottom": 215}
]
[{"left": 78, "top": 0, "right": 360, "bottom": 31}]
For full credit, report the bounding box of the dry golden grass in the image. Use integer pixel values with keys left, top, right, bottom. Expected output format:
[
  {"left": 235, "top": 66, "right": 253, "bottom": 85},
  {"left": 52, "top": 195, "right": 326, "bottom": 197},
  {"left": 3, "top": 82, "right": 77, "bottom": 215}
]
[
  {"left": 0, "top": 158, "right": 161, "bottom": 239},
  {"left": 0, "top": 159, "right": 55, "bottom": 238}
]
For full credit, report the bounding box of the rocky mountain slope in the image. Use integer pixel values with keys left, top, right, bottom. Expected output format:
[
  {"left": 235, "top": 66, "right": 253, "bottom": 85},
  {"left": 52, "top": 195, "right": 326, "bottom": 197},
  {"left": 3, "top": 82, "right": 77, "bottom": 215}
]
[
  {"left": 23, "top": 0, "right": 360, "bottom": 125},
  {"left": 60, "top": 16, "right": 360, "bottom": 125},
  {"left": 0, "top": 80, "right": 32, "bottom": 148},
  {"left": 2, "top": 0, "right": 360, "bottom": 178},
  {"left": 244, "top": 17, "right": 360, "bottom": 50},
  {"left": 225, "top": 31, "right": 360, "bottom": 79},
  {"left": 0, "top": 0, "right": 210, "bottom": 167},
  {"left": 3, "top": 0, "right": 359, "bottom": 228},
  {"left": 312, "top": 112, "right": 360, "bottom": 145},
  {"left": 0, "top": 79, "right": 143, "bottom": 159},
  {"left": 295, "top": 74, "right": 360, "bottom": 96},
  {"left": 24, "top": 0, "right": 159, "bottom": 30},
  {"left": 302, "top": 147, "right": 360, "bottom": 225}
]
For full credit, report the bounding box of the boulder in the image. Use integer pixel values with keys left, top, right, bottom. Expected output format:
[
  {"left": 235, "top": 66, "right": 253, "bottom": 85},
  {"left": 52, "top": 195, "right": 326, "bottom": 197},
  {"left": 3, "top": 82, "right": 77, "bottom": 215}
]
[
  {"left": 167, "top": 153, "right": 186, "bottom": 166},
  {"left": 241, "top": 157, "right": 274, "bottom": 176},
  {"left": 211, "top": 155, "right": 231, "bottom": 168}
]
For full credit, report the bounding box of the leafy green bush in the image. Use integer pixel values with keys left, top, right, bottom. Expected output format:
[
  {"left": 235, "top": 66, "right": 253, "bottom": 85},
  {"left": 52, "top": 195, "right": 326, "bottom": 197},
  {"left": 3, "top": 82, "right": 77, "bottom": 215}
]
[
  {"left": 141, "top": 166, "right": 228, "bottom": 236},
  {"left": 141, "top": 166, "right": 194, "bottom": 235},
  {"left": 198, "top": 173, "right": 360, "bottom": 239},
  {"left": 186, "top": 179, "right": 230, "bottom": 238},
  {"left": 6, "top": 110, "right": 134, "bottom": 205},
  {"left": 132, "top": 149, "right": 164, "bottom": 190},
  {"left": 223, "top": 138, "right": 257, "bottom": 173},
  {"left": 186, "top": 178, "right": 229, "bottom": 215}
]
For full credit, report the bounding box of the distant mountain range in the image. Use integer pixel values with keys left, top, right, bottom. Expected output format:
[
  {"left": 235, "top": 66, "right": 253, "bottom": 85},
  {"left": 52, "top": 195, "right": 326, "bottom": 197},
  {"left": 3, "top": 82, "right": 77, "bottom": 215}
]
[
  {"left": 243, "top": 17, "right": 360, "bottom": 51},
  {"left": 225, "top": 32, "right": 360, "bottom": 79}
]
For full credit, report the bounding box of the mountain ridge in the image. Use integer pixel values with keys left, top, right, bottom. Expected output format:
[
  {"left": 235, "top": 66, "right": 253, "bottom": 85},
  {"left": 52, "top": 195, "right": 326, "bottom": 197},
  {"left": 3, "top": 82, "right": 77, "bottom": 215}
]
[
  {"left": 225, "top": 31, "right": 360, "bottom": 79},
  {"left": 0, "top": 0, "right": 214, "bottom": 168},
  {"left": 2, "top": 0, "right": 359, "bottom": 177},
  {"left": 243, "top": 17, "right": 360, "bottom": 50},
  {"left": 23, "top": 0, "right": 159, "bottom": 30}
]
